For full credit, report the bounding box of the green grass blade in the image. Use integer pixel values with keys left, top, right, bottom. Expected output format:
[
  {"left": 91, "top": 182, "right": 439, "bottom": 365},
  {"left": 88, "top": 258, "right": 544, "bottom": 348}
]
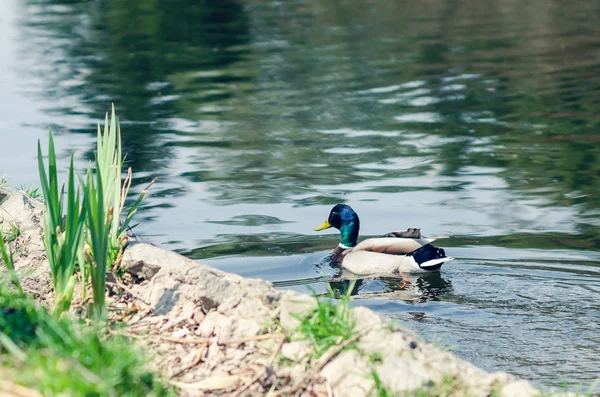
[
  {"left": 119, "top": 178, "right": 156, "bottom": 235},
  {"left": 47, "top": 130, "right": 60, "bottom": 223},
  {"left": 0, "top": 332, "right": 27, "bottom": 362},
  {"left": 0, "top": 231, "right": 24, "bottom": 295},
  {"left": 37, "top": 138, "right": 57, "bottom": 227}
]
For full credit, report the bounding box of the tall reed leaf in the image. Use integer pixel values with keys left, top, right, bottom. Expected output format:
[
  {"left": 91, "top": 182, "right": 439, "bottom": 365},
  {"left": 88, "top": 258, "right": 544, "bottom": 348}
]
[
  {"left": 83, "top": 165, "right": 108, "bottom": 320},
  {"left": 94, "top": 105, "right": 155, "bottom": 270},
  {"left": 37, "top": 132, "right": 86, "bottom": 315},
  {"left": 95, "top": 105, "right": 123, "bottom": 265}
]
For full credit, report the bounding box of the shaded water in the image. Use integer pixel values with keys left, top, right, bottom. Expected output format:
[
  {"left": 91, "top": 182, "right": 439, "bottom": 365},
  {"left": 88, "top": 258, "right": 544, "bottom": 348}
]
[{"left": 1, "top": 0, "right": 600, "bottom": 390}]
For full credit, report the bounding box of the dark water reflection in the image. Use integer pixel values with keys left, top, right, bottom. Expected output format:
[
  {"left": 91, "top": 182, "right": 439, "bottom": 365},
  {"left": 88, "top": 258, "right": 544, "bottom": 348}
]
[{"left": 2, "top": 0, "right": 600, "bottom": 390}]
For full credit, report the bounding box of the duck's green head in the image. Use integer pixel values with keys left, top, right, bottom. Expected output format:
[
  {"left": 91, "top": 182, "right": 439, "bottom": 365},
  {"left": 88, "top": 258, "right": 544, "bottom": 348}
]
[{"left": 315, "top": 204, "right": 360, "bottom": 248}]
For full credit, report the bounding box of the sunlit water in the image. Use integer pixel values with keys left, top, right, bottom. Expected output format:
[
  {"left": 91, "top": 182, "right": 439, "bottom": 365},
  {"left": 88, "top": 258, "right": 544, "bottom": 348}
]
[{"left": 1, "top": 0, "right": 600, "bottom": 391}]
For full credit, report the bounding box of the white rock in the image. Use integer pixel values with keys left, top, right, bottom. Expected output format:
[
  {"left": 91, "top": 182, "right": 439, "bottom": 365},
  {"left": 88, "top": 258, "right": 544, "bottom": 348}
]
[
  {"left": 280, "top": 341, "right": 312, "bottom": 361},
  {"left": 500, "top": 380, "right": 542, "bottom": 397},
  {"left": 321, "top": 350, "right": 373, "bottom": 397},
  {"left": 377, "top": 355, "right": 434, "bottom": 393},
  {"left": 278, "top": 291, "right": 316, "bottom": 331}
]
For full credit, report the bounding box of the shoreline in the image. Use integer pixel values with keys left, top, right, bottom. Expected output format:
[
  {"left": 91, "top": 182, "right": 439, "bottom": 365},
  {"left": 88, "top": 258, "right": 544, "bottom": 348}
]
[{"left": 0, "top": 184, "right": 574, "bottom": 396}]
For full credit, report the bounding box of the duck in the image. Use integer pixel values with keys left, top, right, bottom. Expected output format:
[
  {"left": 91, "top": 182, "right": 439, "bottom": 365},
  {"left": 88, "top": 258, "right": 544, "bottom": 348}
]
[{"left": 314, "top": 204, "right": 453, "bottom": 275}]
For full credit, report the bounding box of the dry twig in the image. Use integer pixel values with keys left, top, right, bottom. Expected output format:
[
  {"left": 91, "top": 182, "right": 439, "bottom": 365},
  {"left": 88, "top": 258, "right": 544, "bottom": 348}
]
[
  {"left": 160, "top": 333, "right": 285, "bottom": 346},
  {"left": 0, "top": 380, "right": 43, "bottom": 397},
  {"left": 170, "top": 343, "right": 208, "bottom": 379},
  {"left": 313, "top": 326, "right": 379, "bottom": 372},
  {"left": 231, "top": 365, "right": 267, "bottom": 397}
]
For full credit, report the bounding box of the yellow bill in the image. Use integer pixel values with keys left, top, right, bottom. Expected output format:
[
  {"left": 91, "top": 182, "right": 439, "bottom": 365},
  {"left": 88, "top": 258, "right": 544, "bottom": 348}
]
[{"left": 314, "top": 220, "right": 332, "bottom": 231}]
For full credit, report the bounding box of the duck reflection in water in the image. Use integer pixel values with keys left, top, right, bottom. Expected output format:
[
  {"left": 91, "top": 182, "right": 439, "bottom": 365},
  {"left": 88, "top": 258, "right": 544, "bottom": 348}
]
[{"left": 327, "top": 271, "right": 453, "bottom": 303}]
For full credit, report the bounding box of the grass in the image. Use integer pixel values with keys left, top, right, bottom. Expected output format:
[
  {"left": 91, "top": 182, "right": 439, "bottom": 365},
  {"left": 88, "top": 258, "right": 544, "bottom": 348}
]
[
  {"left": 19, "top": 185, "right": 42, "bottom": 200},
  {"left": 0, "top": 231, "right": 23, "bottom": 295},
  {"left": 370, "top": 369, "right": 397, "bottom": 397},
  {"left": 410, "top": 376, "right": 459, "bottom": 397},
  {"left": 295, "top": 282, "right": 358, "bottom": 358},
  {"left": 370, "top": 373, "right": 459, "bottom": 397},
  {"left": 3, "top": 222, "right": 21, "bottom": 243},
  {"left": 0, "top": 285, "right": 173, "bottom": 396},
  {"left": 38, "top": 134, "right": 87, "bottom": 316}
]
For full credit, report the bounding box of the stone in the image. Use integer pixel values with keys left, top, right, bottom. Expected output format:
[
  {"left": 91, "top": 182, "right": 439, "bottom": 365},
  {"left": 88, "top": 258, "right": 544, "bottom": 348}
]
[
  {"left": 321, "top": 350, "right": 373, "bottom": 397},
  {"left": 359, "top": 327, "right": 419, "bottom": 357},
  {"left": 196, "top": 311, "right": 261, "bottom": 341},
  {"left": 121, "top": 242, "right": 183, "bottom": 280},
  {"left": 499, "top": 380, "right": 543, "bottom": 397},
  {"left": 0, "top": 186, "right": 44, "bottom": 236},
  {"left": 351, "top": 306, "right": 384, "bottom": 331},
  {"left": 280, "top": 341, "right": 312, "bottom": 362},
  {"left": 277, "top": 290, "right": 317, "bottom": 331},
  {"left": 376, "top": 355, "right": 435, "bottom": 393}
]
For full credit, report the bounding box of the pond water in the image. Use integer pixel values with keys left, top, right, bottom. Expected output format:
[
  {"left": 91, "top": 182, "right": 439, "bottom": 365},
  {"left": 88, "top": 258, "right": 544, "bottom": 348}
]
[{"left": 1, "top": 0, "right": 600, "bottom": 391}]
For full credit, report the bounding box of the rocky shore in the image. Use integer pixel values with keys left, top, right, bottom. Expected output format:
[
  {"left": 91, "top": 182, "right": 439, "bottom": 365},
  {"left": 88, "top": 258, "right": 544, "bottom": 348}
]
[{"left": 0, "top": 185, "right": 569, "bottom": 396}]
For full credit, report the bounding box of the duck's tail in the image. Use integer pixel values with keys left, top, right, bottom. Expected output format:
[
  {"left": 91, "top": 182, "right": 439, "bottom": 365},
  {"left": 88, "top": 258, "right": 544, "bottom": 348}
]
[
  {"left": 423, "top": 235, "right": 450, "bottom": 243},
  {"left": 408, "top": 243, "right": 453, "bottom": 271}
]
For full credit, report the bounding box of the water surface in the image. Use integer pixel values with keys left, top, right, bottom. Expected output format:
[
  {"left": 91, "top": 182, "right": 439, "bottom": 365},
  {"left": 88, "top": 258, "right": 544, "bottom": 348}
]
[{"left": 1, "top": 0, "right": 600, "bottom": 391}]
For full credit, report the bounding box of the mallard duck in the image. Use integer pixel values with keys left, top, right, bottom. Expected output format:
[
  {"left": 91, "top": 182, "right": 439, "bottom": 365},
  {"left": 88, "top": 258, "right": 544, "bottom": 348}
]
[{"left": 314, "top": 204, "right": 452, "bottom": 275}]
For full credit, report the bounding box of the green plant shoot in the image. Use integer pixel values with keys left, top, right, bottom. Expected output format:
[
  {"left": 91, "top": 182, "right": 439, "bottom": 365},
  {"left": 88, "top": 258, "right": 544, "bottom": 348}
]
[
  {"left": 37, "top": 132, "right": 87, "bottom": 315},
  {"left": 83, "top": 164, "right": 109, "bottom": 320},
  {"left": 0, "top": 231, "right": 24, "bottom": 295},
  {"left": 94, "top": 105, "right": 155, "bottom": 270},
  {"left": 296, "top": 281, "right": 357, "bottom": 358}
]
